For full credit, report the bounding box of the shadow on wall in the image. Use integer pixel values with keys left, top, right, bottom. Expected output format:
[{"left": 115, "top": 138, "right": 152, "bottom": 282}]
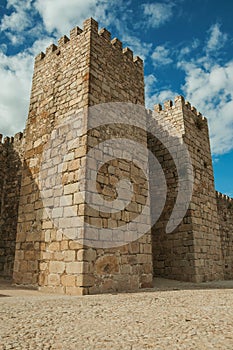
[{"left": 0, "top": 135, "right": 23, "bottom": 278}]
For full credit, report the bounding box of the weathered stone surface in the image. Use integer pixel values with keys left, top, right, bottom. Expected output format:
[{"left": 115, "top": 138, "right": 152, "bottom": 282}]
[{"left": 0, "top": 18, "right": 232, "bottom": 296}]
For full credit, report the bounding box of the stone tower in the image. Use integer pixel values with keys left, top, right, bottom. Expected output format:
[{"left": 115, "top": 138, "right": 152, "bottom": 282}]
[
  {"left": 12, "top": 18, "right": 153, "bottom": 294},
  {"left": 150, "top": 97, "right": 223, "bottom": 282}
]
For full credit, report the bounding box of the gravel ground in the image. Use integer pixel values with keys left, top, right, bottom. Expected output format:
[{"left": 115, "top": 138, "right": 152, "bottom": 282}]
[{"left": 0, "top": 279, "right": 233, "bottom": 350}]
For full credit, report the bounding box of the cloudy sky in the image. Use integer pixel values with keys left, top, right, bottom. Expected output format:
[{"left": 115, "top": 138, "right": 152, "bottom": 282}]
[{"left": 0, "top": 0, "right": 232, "bottom": 195}]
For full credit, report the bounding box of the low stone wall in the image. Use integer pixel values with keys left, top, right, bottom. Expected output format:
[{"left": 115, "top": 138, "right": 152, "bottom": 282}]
[
  {"left": 0, "top": 134, "right": 23, "bottom": 278},
  {"left": 216, "top": 192, "right": 233, "bottom": 279}
]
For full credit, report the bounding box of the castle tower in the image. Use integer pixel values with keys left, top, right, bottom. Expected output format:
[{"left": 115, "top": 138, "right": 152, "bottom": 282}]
[
  {"left": 13, "top": 18, "right": 153, "bottom": 294},
  {"left": 150, "top": 96, "right": 224, "bottom": 282}
]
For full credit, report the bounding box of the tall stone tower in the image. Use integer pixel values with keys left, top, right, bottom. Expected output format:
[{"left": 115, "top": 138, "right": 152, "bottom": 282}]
[
  {"left": 150, "top": 97, "right": 223, "bottom": 282},
  {"left": 13, "top": 18, "right": 153, "bottom": 294}
]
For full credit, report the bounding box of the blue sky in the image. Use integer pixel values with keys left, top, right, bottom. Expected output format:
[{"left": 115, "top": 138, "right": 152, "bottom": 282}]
[{"left": 0, "top": 0, "right": 232, "bottom": 196}]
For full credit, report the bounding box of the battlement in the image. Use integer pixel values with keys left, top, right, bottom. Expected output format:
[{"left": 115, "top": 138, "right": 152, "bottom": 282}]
[
  {"left": 216, "top": 191, "right": 233, "bottom": 202},
  {"left": 0, "top": 135, "right": 12, "bottom": 145},
  {"left": 35, "top": 18, "right": 143, "bottom": 68},
  {"left": 153, "top": 95, "right": 208, "bottom": 131},
  {"left": 154, "top": 95, "right": 206, "bottom": 118},
  {"left": 0, "top": 132, "right": 24, "bottom": 145}
]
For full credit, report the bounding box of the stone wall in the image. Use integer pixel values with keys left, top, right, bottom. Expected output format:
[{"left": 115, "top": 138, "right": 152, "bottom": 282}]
[
  {"left": 81, "top": 20, "right": 151, "bottom": 294},
  {"left": 217, "top": 192, "right": 233, "bottom": 279},
  {"left": 150, "top": 96, "right": 223, "bottom": 282},
  {"left": 0, "top": 133, "right": 23, "bottom": 278},
  {"left": 0, "top": 17, "right": 231, "bottom": 293},
  {"left": 0, "top": 136, "right": 7, "bottom": 275},
  {"left": 13, "top": 18, "right": 153, "bottom": 294},
  {"left": 13, "top": 18, "right": 93, "bottom": 289}
]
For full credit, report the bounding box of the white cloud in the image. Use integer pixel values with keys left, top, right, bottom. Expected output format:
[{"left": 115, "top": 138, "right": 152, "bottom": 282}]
[
  {"left": 0, "top": 50, "right": 34, "bottom": 136},
  {"left": 0, "top": 0, "right": 34, "bottom": 42},
  {"left": 6, "top": 0, "right": 32, "bottom": 8},
  {"left": 179, "top": 39, "right": 199, "bottom": 57},
  {"left": 180, "top": 60, "right": 233, "bottom": 155},
  {"left": 146, "top": 88, "right": 177, "bottom": 110},
  {"left": 0, "top": 0, "right": 154, "bottom": 138},
  {"left": 145, "top": 73, "right": 177, "bottom": 109},
  {"left": 142, "top": 2, "right": 174, "bottom": 28},
  {"left": 206, "top": 23, "right": 228, "bottom": 53},
  {"left": 121, "top": 33, "right": 152, "bottom": 60},
  {"left": 176, "top": 23, "right": 233, "bottom": 155},
  {"left": 0, "top": 30, "right": 57, "bottom": 137},
  {"left": 34, "top": 0, "right": 98, "bottom": 35},
  {"left": 145, "top": 74, "right": 157, "bottom": 87},
  {"left": 95, "top": 6, "right": 153, "bottom": 61},
  {"left": 1, "top": 10, "right": 30, "bottom": 32},
  {"left": 28, "top": 35, "right": 55, "bottom": 56},
  {"left": 93, "top": 0, "right": 126, "bottom": 28},
  {"left": 152, "top": 45, "right": 172, "bottom": 67}
]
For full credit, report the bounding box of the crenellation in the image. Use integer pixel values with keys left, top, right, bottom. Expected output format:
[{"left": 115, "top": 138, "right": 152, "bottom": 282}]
[
  {"left": 111, "top": 37, "right": 123, "bottom": 50},
  {"left": 70, "top": 26, "right": 83, "bottom": 40},
  {"left": 14, "top": 132, "right": 23, "bottom": 142},
  {"left": 83, "top": 17, "right": 98, "bottom": 33},
  {"left": 46, "top": 43, "right": 58, "bottom": 55},
  {"left": 164, "top": 100, "right": 173, "bottom": 110},
  {"left": 122, "top": 47, "right": 134, "bottom": 60},
  {"left": 191, "top": 106, "right": 197, "bottom": 114},
  {"left": 58, "top": 35, "right": 70, "bottom": 46},
  {"left": 185, "top": 101, "right": 191, "bottom": 109},
  {"left": 133, "top": 56, "right": 143, "bottom": 68},
  {"left": 154, "top": 103, "right": 162, "bottom": 112},
  {"left": 216, "top": 191, "right": 233, "bottom": 202},
  {"left": 174, "top": 95, "right": 185, "bottom": 108},
  {"left": 98, "top": 28, "right": 111, "bottom": 41},
  {"left": 4, "top": 136, "right": 10, "bottom": 144},
  {"left": 35, "top": 52, "right": 45, "bottom": 63}
]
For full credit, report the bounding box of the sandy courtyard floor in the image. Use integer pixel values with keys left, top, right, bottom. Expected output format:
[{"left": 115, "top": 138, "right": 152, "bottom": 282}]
[{"left": 0, "top": 278, "right": 233, "bottom": 350}]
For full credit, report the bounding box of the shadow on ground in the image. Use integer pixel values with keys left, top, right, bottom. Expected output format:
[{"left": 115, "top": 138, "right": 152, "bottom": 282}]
[{"left": 1, "top": 277, "right": 233, "bottom": 298}]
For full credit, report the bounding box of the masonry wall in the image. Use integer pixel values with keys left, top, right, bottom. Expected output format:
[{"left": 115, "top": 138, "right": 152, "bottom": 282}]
[
  {"left": 7, "top": 18, "right": 231, "bottom": 293},
  {"left": 0, "top": 133, "right": 23, "bottom": 278},
  {"left": 149, "top": 99, "right": 197, "bottom": 281},
  {"left": 88, "top": 26, "right": 144, "bottom": 106},
  {"left": 0, "top": 136, "right": 7, "bottom": 275},
  {"left": 217, "top": 192, "right": 233, "bottom": 279},
  {"left": 150, "top": 96, "right": 223, "bottom": 282},
  {"left": 13, "top": 18, "right": 153, "bottom": 294},
  {"left": 82, "top": 20, "right": 152, "bottom": 294},
  {"left": 13, "top": 19, "right": 93, "bottom": 289}
]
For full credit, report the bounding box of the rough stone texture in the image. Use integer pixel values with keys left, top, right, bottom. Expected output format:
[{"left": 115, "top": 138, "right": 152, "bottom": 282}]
[
  {"left": 11, "top": 18, "right": 152, "bottom": 294},
  {"left": 217, "top": 192, "right": 233, "bottom": 279},
  {"left": 0, "top": 133, "right": 24, "bottom": 278},
  {"left": 0, "top": 18, "right": 232, "bottom": 294},
  {"left": 150, "top": 97, "right": 224, "bottom": 282}
]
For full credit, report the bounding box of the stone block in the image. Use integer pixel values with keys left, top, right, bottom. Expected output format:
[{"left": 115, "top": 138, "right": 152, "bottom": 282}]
[
  {"left": 49, "top": 261, "right": 65, "bottom": 273},
  {"left": 66, "top": 262, "right": 83, "bottom": 274}
]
